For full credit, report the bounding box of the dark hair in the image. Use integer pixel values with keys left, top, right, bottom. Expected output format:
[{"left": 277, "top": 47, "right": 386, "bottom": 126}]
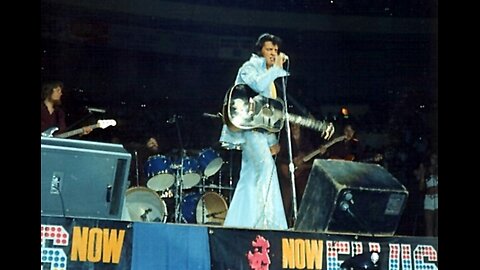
[
  {"left": 41, "top": 81, "right": 64, "bottom": 100},
  {"left": 254, "top": 33, "right": 282, "bottom": 56}
]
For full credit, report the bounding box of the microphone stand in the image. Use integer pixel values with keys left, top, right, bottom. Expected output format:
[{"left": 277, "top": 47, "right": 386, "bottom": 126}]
[
  {"left": 280, "top": 60, "right": 298, "bottom": 226},
  {"left": 172, "top": 115, "right": 187, "bottom": 223},
  {"left": 134, "top": 150, "right": 140, "bottom": 186}
]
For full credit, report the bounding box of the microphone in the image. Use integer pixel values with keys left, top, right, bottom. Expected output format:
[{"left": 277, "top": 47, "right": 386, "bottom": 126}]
[
  {"left": 166, "top": 114, "right": 182, "bottom": 124},
  {"left": 86, "top": 106, "right": 106, "bottom": 113},
  {"left": 166, "top": 117, "right": 175, "bottom": 124},
  {"left": 206, "top": 210, "right": 226, "bottom": 218},
  {"left": 202, "top": 112, "right": 222, "bottom": 119},
  {"left": 140, "top": 208, "right": 152, "bottom": 221}
]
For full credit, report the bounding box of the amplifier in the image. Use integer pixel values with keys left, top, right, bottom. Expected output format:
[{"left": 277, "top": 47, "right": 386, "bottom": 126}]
[
  {"left": 41, "top": 137, "right": 131, "bottom": 220},
  {"left": 294, "top": 159, "right": 408, "bottom": 236}
]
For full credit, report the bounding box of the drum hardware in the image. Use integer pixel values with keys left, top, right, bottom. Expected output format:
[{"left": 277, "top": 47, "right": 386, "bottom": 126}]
[
  {"left": 135, "top": 112, "right": 232, "bottom": 225},
  {"left": 205, "top": 210, "right": 226, "bottom": 218},
  {"left": 181, "top": 191, "right": 228, "bottom": 225},
  {"left": 174, "top": 156, "right": 201, "bottom": 189},
  {"left": 167, "top": 114, "right": 190, "bottom": 224},
  {"left": 134, "top": 150, "right": 140, "bottom": 186},
  {"left": 173, "top": 152, "right": 187, "bottom": 224},
  {"left": 205, "top": 209, "right": 227, "bottom": 225},
  {"left": 166, "top": 113, "right": 228, "bottom": 224},
  {"left": 127, "top": 151, "right": 232, "bottom": 225},
  {"left": 140, "top": 208, "right": 152, "bottom": 222},
  {"left": 227, "top": 150, "right": 235, "bottom": 203},
  {"left": 124, "top": 187, "right": 168, "bottom": 223}
]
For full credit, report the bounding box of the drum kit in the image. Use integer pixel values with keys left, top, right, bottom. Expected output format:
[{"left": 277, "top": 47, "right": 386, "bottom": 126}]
[{"left": 124, "top": 147, "right": 232, "bottom": 226}]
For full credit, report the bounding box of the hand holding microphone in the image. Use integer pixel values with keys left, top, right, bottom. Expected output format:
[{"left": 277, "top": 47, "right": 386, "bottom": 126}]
[{"left": 274, "top": 52, "right": 289, "bottom": 67}]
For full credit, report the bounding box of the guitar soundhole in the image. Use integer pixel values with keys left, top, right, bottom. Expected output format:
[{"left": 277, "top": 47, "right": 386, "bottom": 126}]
[{"left": 261, "top": 106, "right": 273, "bottom": 117}]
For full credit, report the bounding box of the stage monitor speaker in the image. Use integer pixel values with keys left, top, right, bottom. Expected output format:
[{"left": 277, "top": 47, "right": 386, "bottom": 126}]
[
  {"left": 294, "top": 159, "right": 408, "bottom": 236},
  {"left": 41, "top": 137, "right": 131, "bottom": 220}
]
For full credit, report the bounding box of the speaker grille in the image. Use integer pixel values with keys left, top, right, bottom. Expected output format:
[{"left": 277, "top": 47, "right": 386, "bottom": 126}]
[{"left": 295, "top": 159, "right": 408, "bottom": 236}]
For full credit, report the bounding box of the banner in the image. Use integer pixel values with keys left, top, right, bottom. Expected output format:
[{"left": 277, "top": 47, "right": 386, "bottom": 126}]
[
  {"left": 41, "top": 216, "right": 133, "bottom": 270},
  {"left": 131, "top": 222, "right": 210, "bottom": 270},
  {"left": 42, "top": 216, "right": 438, "bottom": 270},
  {"left": 209, "top": 228, "right": 438, "bottom": 270}
]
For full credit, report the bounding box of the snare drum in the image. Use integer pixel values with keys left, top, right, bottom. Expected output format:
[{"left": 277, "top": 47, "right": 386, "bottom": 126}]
[
  {"left": 181, "top": 191, "right": 228, "bottom": 225},
  {"left": 176, "top": 157, "right": 201, "bottom": 189},
  {"left": 197, "top": 148, "right": 223, "bottom": 177},
  {"left": 144, "top": 155, "right": 175, "bottom": 191},
  {"left": 124, "top": 187, "right": 167, "bottom": 222}
]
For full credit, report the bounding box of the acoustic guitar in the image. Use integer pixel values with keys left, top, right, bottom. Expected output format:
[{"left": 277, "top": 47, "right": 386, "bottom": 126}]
[{"left": 222, "top": 84, "right": 334, "bottom": 140}]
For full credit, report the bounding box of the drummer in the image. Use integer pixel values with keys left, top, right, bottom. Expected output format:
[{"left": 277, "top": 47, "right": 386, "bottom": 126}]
[{"left": 127, "top": 134, "right": 167, "bottom": 188}]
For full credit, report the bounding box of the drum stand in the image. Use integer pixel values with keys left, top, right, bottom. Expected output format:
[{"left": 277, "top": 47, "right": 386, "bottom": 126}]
[
  {"left": 173, "top": 150, "right": 189, "bottom": 224},
  {"left": 196, "top": 160, "right": 232, "bottom": 225},
  {"left": 168, "top": 114, "right": 190, "bottom": 224},
  {"left": 134, "top": 150, "right": 140, "bottom": 187},
  {"left": 226, "top": 150, "right": 235, "bottom": 202},
  {"left": 210, "top": 152, "right": 234, "bottom": 203},
  {"left": 199, "top": 176, "right": 207, "bottom": 224}
]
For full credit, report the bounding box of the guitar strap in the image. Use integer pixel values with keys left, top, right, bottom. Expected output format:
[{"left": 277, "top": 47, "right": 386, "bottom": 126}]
[{"left": 270, "top": 82, "right": 277, "bottom": 99}]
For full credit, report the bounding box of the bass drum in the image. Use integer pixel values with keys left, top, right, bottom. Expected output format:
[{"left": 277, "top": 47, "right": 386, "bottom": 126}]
[
  {"left": 124, "top": 187, "right": 167, "bottom": 222},
  {"left": 181, "top": 191, "right": 228, "bottom": 225}
]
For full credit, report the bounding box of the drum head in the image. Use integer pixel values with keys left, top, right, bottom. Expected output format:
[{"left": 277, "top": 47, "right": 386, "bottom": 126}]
[
  {"left": 147, "top": 174, "right": 175, "bottom": 191},
  {"left": 178, "top": 157, "right": 201, "bottom": 189},
  {"left": 198, "top": 148, "right": 223, "bottom": 177},
  {"left": 204, "top": 157, "right": 223, "bottom": 177},
  {"left": 125, "top": 187, "right": 167, "bottom": 222},
  {"left": 195, "top": 192, "right": 228, "bottom": 225},
  {"left": 181, "top": 173, "right": 201, "bottom": 189}
]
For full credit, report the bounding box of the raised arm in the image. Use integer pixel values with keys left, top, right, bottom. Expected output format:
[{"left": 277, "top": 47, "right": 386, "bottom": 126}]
[{"left": 236, "top": 58, "right": 288, "bottom": 98}]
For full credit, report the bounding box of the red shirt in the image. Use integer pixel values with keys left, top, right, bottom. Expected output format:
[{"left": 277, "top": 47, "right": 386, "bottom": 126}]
[{"left": 41, "top": 102, "right": 66, "bottom": 135}]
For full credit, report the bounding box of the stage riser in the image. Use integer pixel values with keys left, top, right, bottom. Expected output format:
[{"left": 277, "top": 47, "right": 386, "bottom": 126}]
[{"left": 41, "top": 216, "right": 438, "bottom": 270}]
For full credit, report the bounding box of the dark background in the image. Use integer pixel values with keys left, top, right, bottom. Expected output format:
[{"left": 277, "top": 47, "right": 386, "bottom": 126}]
[{"left": 41, "top": 0, "right": 437, "bottom": 147}]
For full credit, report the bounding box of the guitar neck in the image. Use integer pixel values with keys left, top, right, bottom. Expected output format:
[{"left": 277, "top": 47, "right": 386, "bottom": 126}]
[
  {"left": 302, "top": 135, "right": 346, "bottom": 163},
  {"left": 287, "top": 113, "right": 330, "bottom": 133},
  {"left": 56, "top": 124, "right": 98, "bottom": 138},
  {"left": 302, "top": 148, "right": 324, "bottom": 163}
]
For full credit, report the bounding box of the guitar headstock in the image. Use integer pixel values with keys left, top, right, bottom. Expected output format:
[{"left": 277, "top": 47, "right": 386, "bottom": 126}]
[
  {"left": 287, "top": 114, "right": 336, "bottom": 139},
  {"left": 97, "top": 119, "right": 117, "bottom": 129},
  {"left": 322, "top": 122, "right": 335, "bottom": 140},
  {"left": 373, "top": 153, "right": 383, "bottom": 162}
]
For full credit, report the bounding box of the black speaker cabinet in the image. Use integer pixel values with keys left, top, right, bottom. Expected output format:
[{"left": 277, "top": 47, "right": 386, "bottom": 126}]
[
  {"left": 41, "top": 137, "right": 131, "bottom": 220},
  {"left": 294, "top": 159, "right": 408, "bottom": 236}
]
